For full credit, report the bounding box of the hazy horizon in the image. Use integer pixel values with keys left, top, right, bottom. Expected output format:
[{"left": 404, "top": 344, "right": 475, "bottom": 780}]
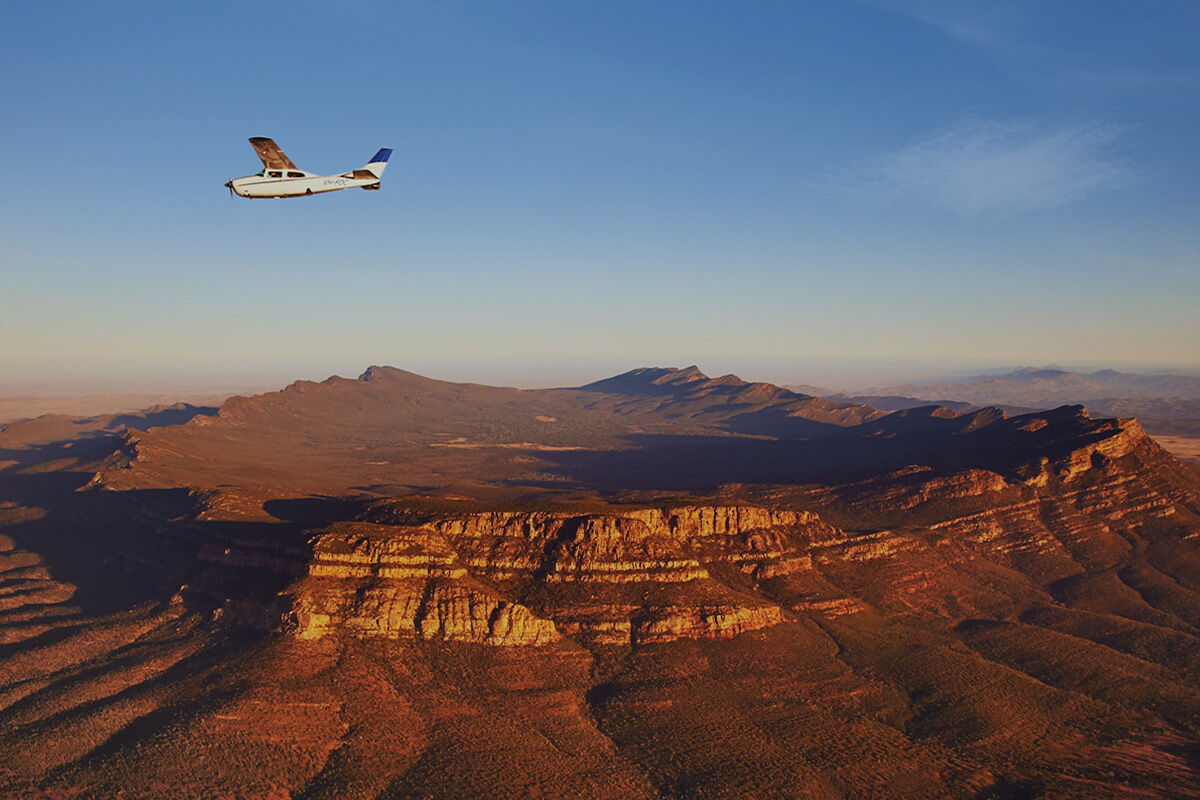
[{"left": 4, "top": 354, "right": 1200, "bottom": 407}]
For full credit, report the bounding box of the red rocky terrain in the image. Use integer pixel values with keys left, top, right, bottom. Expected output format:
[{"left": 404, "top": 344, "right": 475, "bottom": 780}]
[{"left": 1, "top": 366, "right": 1199, "bottom": 798}]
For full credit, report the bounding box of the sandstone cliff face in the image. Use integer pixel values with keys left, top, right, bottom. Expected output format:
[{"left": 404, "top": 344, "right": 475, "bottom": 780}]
[
  {"left": 285, "top": 523, "right": 558, "bottom": 645},
  {"left": 291, "top": 578, "right": 560, "bottom": 646},
  {"left": 423, "top": 506, "right": 827, "bottom": 583},
  {"left": 280, "top": 507, "right": 832, "bottom": 646}
]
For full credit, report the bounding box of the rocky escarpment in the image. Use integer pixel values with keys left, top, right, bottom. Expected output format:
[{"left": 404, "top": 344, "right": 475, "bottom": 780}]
[
  {"left": 276, "top": 419, "right": 1200, "bottom": 645},
  {"left": 288, "top": 523, "right": 559, "bottom": 645},
  {"left": 157, "top": 401, "right": 1200, "bottom": 660},
  {"left": 279, "top": 507, "right": 838, "bottom": 646},
  {"left": 769, "top": 414, "right": 1200, "bottom": 618},
  {"left": 412, "top": 505, "right": 833, "bottom": 583}
]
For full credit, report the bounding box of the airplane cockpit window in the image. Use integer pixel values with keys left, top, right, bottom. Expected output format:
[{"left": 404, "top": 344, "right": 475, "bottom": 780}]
[
  {"left": 267, "top": 170, "right": 282, "bottom": 178},
  {"left": 255, "top": 170, "right": 265, "bottom": 177},
  {"left": 287, "top": 171, "right": 304, "bottom": 178}
]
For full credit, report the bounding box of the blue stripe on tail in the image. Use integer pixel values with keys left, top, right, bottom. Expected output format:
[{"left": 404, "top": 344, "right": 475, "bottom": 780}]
[{"left": 370, "top": 148, "right": 392, "bottom": 163}]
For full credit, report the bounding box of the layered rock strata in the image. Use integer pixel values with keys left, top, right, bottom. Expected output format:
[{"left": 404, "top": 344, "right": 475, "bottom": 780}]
[
  {"left": 283, "top": 508, "right": 833, "bottom": 646},
  {"left": 287, "top": 523, "right": 558, "bottom": 645}
]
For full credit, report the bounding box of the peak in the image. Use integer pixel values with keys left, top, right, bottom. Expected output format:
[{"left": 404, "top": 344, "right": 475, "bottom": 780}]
[
  {"left": 353, "top": 366, "right": 446, "bottom": 387},
  {"left": 1010, "top": 367, "right": 1069, "bottom": 380},
  {"left": 144, "top": 402, "right": 192, "bottom": 413},
  {"left": 654, "top": 365, "right": 714, "bottom": 387},
  {"left": 581, "top": 366, "right": 713, "bottom": 394},
  {"left": 634, "top": 365, "right": 711, "bottom": 384},
  {"left": 359, "top": 365, "right": 400, "bottom": 382},
  {"left": 1050, "top": 403, "right": 1091, "bottom": 418}
]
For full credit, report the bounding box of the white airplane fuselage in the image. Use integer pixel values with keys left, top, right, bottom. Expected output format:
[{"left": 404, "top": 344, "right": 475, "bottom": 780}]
[
  {"left": 225, "top": 170, "right": 379, "bottom": 198},
  {"left": 226, "top": 140, "right": 391, "bottom": 199}
]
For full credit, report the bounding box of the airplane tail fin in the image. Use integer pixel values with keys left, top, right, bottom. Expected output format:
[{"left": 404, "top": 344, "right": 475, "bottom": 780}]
[{"left": 360, "top": 148, "right": 392, "bottom": 179}]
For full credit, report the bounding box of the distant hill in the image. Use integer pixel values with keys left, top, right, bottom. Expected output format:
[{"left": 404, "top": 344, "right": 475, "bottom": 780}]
[
  {"left": 0, "top": 391, "right": 254, "bottom": 424},
  {"left": 818, "top": 367, "right": 1200, "bottom": 440},
  {"left": 0, "top": 402, "right": 217, "bottom": 449},
  {"left": 879, "top": 366, "right": 1200, "bottom": 406},
  {"left": 815, "top": 394, "right": 987, "bottom": 415}
]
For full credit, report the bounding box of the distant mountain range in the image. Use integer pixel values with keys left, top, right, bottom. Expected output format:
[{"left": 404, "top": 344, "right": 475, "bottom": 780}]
[
  {"left": 799, "top": 367, "right": 1200, "bottom": 438},
  {"left": 882, "top": 366, "right": 1200, "bottom": 404}
]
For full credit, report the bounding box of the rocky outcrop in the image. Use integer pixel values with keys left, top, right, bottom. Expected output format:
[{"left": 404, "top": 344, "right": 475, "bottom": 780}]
[
  {"left": 308, "top": 523, "right": 464, "bottom": 579},
  {"left": 276, "top": 506, "right": 837, "bottom": 646},
  {"left": 290, "top": 577, "right": 560, "bottom": 645},
  {"left": 286, "top": 523, "right": 557, "bottom": 645},
  {"left": 421, "top": 505, "right": 833, "bottom": 584},
  {"left": 278, "top": 433, "right": 1200, "bottom": 643},
  {"left": 631, "top": 603, "right": 786, "bottom": 644},
  {"left": 1018, "top": 416, "right": 1154, "bottom": 486}
]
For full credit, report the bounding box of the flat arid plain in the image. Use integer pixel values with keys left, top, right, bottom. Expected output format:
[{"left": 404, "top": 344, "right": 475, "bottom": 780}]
[{"left": 2, "top": 365, "right": 1200, "bottom": 798}]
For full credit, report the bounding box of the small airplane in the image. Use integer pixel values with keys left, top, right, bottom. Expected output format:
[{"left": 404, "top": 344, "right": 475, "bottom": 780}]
[{"left": 225, "top": 137, "right": 392, "bottom": 198}]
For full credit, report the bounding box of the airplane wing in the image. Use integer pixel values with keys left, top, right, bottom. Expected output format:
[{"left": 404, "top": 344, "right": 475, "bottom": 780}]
[{"left": 248, "top": 137, "right": 299, "bottom": 170}]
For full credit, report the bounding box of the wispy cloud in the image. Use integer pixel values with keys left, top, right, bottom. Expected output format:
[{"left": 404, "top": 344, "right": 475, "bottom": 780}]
[
  {"left": 863, "top": 1, "right": 1194, "bottom": 92},
  {"left": 876, "top": 119, "right": 1130, "bottom": 213},
  {"left": 863, "top": 0, "right": 1010, "bottom": 46}
]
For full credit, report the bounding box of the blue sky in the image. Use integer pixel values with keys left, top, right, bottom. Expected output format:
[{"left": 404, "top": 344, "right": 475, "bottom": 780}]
[{"left": 2, "top": 1, "right": 1198, "bottom": 392}]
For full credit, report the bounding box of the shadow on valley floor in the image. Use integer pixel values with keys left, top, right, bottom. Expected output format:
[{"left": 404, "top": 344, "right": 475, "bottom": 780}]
[
  {"left": 527, "top": 410, "right": 1123, "bottom": 494},
  {"left": 262, "top": 496, "right": 367, "bottom": 527},
  {"left": 719, "top": 405, "right": 853, "bottom": 439},
  {"left": 0, "top": 439, "right": 310, "bottom": 619},
  {"left": 106, "top": 403, "right": 218, "bottom": 431}
]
